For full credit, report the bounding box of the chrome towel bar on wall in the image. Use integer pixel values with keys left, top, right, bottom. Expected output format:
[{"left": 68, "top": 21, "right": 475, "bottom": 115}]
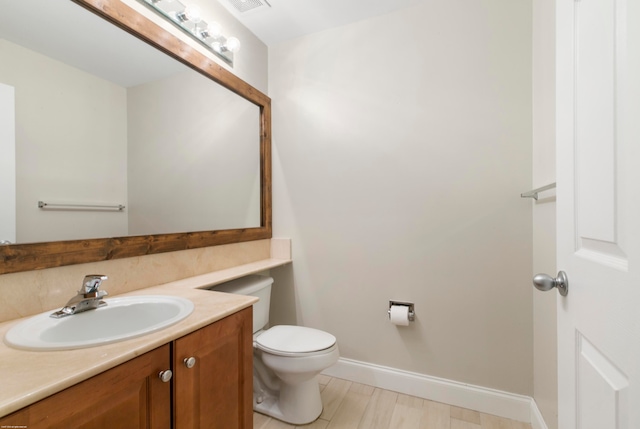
[
  {"left": 38, "top": 201, "right": 126, "bottom": 211},
  {"left": 520, "top": 182, "right": 556, "bottom": 200}
]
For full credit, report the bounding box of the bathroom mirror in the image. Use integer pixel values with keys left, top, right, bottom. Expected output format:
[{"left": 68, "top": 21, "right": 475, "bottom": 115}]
[{"left": 0, "top": 0, "right": 272, "bottom": 274}]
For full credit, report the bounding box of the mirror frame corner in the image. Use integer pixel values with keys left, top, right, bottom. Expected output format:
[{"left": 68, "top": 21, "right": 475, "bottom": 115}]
[{"left": 0, "top": 0, "right": 272, "bottom": 275}]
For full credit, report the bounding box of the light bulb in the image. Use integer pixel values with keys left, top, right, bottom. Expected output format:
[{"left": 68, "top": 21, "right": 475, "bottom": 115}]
[
  {"left": 225, "top": 37, "right": 241, "bottom": 53},
  {"left": 206, "top": 22, "right": 222, "bottom": 38},
  {"left": 184, "top": 5, "right": 202, "bottom": 23},
  {"left": 211, "top": 41, "right": 222, "bottom": 52}
]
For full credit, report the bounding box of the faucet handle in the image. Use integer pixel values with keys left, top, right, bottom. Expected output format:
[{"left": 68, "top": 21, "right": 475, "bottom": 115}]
[{"left": 81, "top": 274, "right": 108, "bottom": 295}]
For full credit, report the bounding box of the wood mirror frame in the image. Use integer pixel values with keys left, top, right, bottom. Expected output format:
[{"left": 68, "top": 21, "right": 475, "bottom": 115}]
[{"left": 0, "top": 0, "right": 272, "bottom": 275}]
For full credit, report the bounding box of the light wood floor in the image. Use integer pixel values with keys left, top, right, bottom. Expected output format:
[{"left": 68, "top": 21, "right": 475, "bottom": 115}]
[{"left": 253, "top": 375, "right": 532, "bottom": 429}]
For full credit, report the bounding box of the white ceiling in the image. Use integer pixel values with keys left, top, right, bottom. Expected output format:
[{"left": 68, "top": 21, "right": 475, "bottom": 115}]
[{"left": 215, "top": 0, "right": 421, "bottom": 46}]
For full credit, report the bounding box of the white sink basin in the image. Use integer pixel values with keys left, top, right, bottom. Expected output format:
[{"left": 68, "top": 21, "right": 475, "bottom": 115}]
[{"left": 4, "top": 295, "right": 194, "bottom": 351}]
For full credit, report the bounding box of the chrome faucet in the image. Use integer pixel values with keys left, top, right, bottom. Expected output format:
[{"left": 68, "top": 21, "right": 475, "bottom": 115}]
[{"left": 51, "top": 275, "right": 109, "bottom": 318}]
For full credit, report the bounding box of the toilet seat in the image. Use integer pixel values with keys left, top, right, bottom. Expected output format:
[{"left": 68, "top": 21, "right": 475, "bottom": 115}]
[{"left": 255, "top": 325, "right": 336, "bottom": 357}]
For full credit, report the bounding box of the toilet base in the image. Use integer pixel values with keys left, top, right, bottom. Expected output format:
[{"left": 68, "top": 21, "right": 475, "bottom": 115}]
[{"left": 254, "top": 376, "right": 323, "bottom": 425}]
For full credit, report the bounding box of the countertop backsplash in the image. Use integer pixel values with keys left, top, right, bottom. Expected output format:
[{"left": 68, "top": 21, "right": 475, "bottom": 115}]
[{"left": 0, "top": 238, "right": 291, "bottom": 323}]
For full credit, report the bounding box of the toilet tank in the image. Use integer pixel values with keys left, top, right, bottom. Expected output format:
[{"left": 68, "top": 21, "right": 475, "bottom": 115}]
[{"left": 209, "top": 275, "right": 273, "bottom": 333}]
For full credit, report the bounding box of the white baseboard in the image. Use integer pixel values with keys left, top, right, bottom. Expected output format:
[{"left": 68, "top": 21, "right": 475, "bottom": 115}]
[
  {"left": 322, "top": 358, "right": 549, "bottom": 427},
  {"left": 530, "top": 400, "right": 550, "bottom": 429}
]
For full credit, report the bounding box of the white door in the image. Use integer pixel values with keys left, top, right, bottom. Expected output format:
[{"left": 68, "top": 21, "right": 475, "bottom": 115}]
[
  {"left": 0, "top": 83, "right": 16, "bottom": 244},
  {"left": 556, "top": 0, "right": 640, "bottom": 428}
]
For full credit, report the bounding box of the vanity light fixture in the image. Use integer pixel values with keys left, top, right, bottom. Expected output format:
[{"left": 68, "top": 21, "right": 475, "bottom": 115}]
[
  {"left": 140, "top": 0, "right": 241, "bottom": 66},
  {"left": 176, "top": 5, "right": 202, "bottom": 23}
]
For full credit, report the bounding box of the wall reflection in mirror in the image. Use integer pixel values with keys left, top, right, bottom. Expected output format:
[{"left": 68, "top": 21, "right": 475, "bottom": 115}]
[{"left": 0, "top": 0, "right": 261, "bottom": 245}]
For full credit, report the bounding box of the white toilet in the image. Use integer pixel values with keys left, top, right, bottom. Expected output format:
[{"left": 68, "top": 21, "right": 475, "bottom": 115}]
[{"left": 211, "top": 275, "right": 339, "bottom": 425}]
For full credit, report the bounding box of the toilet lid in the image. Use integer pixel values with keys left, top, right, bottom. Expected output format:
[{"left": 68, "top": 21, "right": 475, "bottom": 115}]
[{"left": 256, "top": 325, "right": 336, "bottom": 354}]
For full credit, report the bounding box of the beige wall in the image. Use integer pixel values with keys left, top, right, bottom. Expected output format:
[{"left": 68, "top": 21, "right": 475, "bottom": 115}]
[
  {"left": 0, "top": 39, "right": 129, "bottom": 243},
  {"left": 532, "top": 0, "right": 558, "bottom": 427},
  {"left": 270, "top": 0, "right": 534, "bottom": 395},
  {"left": 127, "top": 70, "right": 261, "bottom": 235}
]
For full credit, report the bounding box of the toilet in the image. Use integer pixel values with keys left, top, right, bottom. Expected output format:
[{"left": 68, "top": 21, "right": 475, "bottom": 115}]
[{"left": 210, "top": 275, "right": 339, "bottom": 425}]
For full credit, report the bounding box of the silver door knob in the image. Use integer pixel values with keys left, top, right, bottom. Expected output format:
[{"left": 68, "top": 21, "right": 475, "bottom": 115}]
[
  {"left": 533, "top": 271, "right": 569, "bottom": 296},
  {"left": 158, "top": 369, "right": 173, "bottom": 382},
  {"left": 184, "top": 356, "right": 197, "bottom": 369}
]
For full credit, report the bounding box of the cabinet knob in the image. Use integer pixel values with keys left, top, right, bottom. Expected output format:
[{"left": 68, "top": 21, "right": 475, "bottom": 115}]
[
  {"left": 158, "top": 370, "right": 173, "bottom": 383},
  {"left": 184, "top": 356, "right": 197, "bottom": 369}
]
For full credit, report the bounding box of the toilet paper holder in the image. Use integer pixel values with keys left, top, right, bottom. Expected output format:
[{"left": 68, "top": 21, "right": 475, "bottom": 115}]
[{"left": 388, "top": 301, "right": 415, "bottom": 322}]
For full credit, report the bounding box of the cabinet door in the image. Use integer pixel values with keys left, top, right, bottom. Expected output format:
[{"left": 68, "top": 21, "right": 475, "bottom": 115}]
[
  {"left": 173, "top": 307, "right": 253, "bottom": 429},
  {"left": 0, "top": 344, "right": 171, "bottom": 429}
]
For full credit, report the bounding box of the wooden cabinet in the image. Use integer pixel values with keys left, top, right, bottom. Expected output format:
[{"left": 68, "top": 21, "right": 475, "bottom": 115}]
[
  {"left": 0, "top": 307, "right": 253, "bottom": 429},
  {"left": 174, "top": 307, "right": 253, "bottom": 429},
  {"left": 0, "top": 344, "right": 171, "bottom": 429}
]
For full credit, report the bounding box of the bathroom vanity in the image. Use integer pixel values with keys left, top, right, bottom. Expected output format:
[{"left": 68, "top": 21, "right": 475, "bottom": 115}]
[
  {"left": 0, "top": 254, "right": 298, "bottom": 429},
  {"left": 0, "top": 308, "right": 252, "bottom": 428}
]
